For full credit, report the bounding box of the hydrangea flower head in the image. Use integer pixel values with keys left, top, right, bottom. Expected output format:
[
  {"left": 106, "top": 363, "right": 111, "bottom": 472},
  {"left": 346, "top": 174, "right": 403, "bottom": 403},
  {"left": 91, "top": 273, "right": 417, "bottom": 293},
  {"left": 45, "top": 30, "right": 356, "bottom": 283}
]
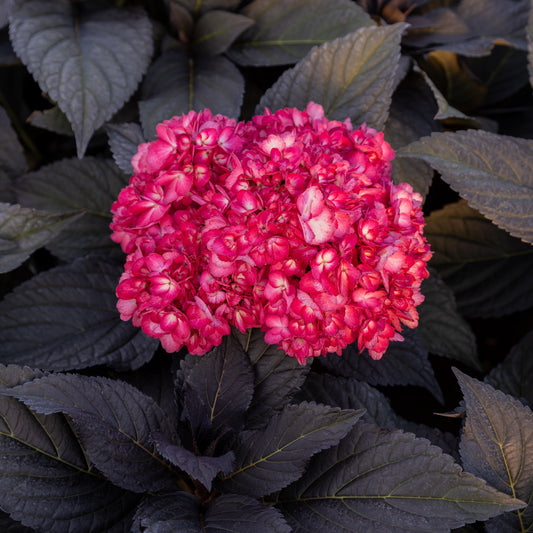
[{"left": 111, "top": 103, "right": 431, "bottom": 363}]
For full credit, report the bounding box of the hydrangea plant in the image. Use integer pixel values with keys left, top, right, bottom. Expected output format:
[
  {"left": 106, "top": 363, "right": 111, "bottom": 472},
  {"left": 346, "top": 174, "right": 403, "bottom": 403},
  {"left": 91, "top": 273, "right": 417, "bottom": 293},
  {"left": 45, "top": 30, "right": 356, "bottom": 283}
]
[{"left": 0, "top": 0, "right": 532, "bottom": 532}]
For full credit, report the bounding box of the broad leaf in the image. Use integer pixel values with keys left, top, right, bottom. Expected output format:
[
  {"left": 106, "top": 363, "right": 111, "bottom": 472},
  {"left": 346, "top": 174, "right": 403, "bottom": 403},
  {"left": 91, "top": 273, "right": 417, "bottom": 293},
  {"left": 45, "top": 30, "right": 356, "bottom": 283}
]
[
  {"left": 418, "top": 269, "right": 480, "bottom": 369},
  {"left": 139, "top": 47, "right": 244, "bottom": 137},
  {"left": 171, "top": 0, "right": 241, "bottom": 16},
  {"left": 321, "top": 329, "right": 444, "bottom": 403},
  {"left": 131, "top": 492, "right": 201, "bottom": 533},
  {"left": 227, "top": 0, "right": 373, "bottom": 66},
  {"left": 193, "top": 10, "right": 254, "bottom": 56},
  {"left": 276, "top": 421, "right": 524, "bottom": 532},
  {"left": 413, "top": 65, "right": 472, "bottom": 121},
  {"left": 0, "top": 256, "right": 158, "bottom": 371},
  {"left": 7, "top": 373, "right": 177, "bottom": 493},
  {"left": 8, "top": 1, "right": 153, "bottom": 157},
  {"left": 205, "top": 494, "right": 291, "bottom": 533},
  {"left": 0, "top": 365, "right": 139, "bottom": 533},
  {"left": 132, "top": 492, "right": 290, "bottom": 533},
  {"left": 297, "top": 372, "right": 400, "bottom": 429},
  {"left": 106, "top": 123, "right": 145, "bottom": 176},
  {"left": 234, "top": 329, "right": 310, "bottom": 429},
  {"left": 399, "top": 130, "right": 533, "bottom": 244},
  {"left": 16, "top": 157, "right": 128, "bottom": 260},
  {"left": 385, "top": 71, "right": 439, "bottom": 198},
  {"left": 0, "top": 203, "right": 80, "bottom": 273},
  {"left": 456, "top": 369, "right": 533, "bottom": 532},
  {"left": 529, "top": 0, "right": 533, "bottom": 88},
  {"left": 486, "top": 331, "right": 533, "bottom": 406},
  {"left": 180, "top": 335, "right": 254, "bottom": 434},
  {"left": 258, "top": 23, "right": 407, "bottom": 131},
  {"left": 404, "top": 0, "right": 529, "bottom": 56},
  {"left": 0, "top": 106, "right": 26, "bottom": 203},
  {"left": 153, "top": 431, "right": 234, "bottom": 491},
  {"left": 27, "top": 105, "right": 73, "bottom": 136},
  {"left": 424, "top": 200, "right": 533, "bottom": 317},
  {"left": 220, "top": 402, "right": 362, "bottom": 497}
]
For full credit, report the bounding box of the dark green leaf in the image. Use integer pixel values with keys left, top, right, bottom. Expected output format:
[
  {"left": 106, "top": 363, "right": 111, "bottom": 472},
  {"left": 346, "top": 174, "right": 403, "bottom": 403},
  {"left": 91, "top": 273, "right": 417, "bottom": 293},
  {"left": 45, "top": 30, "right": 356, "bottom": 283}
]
[
  {"left": 220, "top": 402, "right": 362, "bottom": 497},
  {"left": 0, "top": 365, "right": 139, "bottom": 532},
  {"left": 9, "top": 1, "right": 153, "bottom": 157},
  {"left": 7, "top": 373, "right": 177, "bottom": 493},
  {"left": 139, "top": 47, "right": 244, "bottom": 137},
  {"left": 131, "top": 492, "right": 201, "bottom": 533},
  {"left": 321, "top": 330, "right": 444, "bottom": 403},
  {"left": 234, "top": 329, "right": 310, "bottom": 429},
  {"left": 205, "top": 494, "right": 291, "bottom": 532},
  {"left": 385, "top": 71, "right": 439, "bottom": 198},
  {"left": 106, "top": 123, "right": 145, "bottom": 176},
  {"left": 456, "top": 369, "right": 533, "bottom": 531},
  {"left": 227, "top": 0, "right": 373, "bottom": 66},
  {"left": 193, "top": 10, "right": 254, "bottom": 56},
  {"left": 399, "top": 130, "right": 533, "bottom": 244},
  {"left": 153, "top": 431, "right": 234, "bottom": 491},
  {"left": 258, "top": 23, "right": 407, "bottom": 131},
  {"left": 0, "top": 256, "right": 158, "bottom": 371},
  {"left": 180, "top": 335, "right": 254, "bottom": 433},
  {"left": 16, "top": 157, "right": 127, "bottom": 260},
  {"left": 486, "top": 331, "right": 533, "bottom": 406},
  {"left": 0, "top": 203, "right": 80, "bottom": 273},
  {"left": 424, "top": 200, "right": 533, "bottom": 317},
  {"left": 276, "top": 422, "right": 524, "bottom": 532},
  {"left": 418, "top": 269, "right": 480, "bottom": 369},
  {"left": 27, "top": 105, "right": 73, "bottom": 136},
  {"left": 297, "top": 371, "right": 400, "bottom": 428}
]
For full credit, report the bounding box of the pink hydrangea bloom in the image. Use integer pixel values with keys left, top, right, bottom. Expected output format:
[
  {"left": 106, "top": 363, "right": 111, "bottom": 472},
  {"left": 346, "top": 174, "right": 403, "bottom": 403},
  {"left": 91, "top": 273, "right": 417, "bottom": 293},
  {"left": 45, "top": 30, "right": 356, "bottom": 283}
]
[{"left": 111, "top": 103, "right": 431, "bottom": 363}]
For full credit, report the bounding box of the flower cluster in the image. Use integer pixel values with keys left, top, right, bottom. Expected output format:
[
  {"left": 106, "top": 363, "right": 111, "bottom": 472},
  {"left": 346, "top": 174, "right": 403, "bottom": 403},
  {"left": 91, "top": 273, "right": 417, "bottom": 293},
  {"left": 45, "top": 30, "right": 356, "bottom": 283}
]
[{"left": 111, "top": 103, "right": 431, "bottom": 363}]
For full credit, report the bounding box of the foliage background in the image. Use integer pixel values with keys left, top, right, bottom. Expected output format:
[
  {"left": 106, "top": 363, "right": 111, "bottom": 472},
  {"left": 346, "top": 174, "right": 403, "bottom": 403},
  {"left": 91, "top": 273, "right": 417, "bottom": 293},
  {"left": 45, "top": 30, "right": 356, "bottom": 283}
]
[{"left": 0, "top": 0, "right": 532, "bottom": 531}]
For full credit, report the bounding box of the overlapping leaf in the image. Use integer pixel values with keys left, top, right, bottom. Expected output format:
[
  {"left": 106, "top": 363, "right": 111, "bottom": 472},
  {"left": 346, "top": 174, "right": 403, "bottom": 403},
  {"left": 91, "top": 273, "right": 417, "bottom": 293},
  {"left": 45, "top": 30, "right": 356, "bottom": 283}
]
[
  {"left": 0, "top": 365, "right": 139, "bottom": 533},
  {"left": 153, "top": 431, "right": 234, "bottom": 491},
  {"left": 0, "top": 203, "right": 80, "bottom": 273},
  {"left": 193, "top": 10, "right": 254, "bottom": 56},
  {"left": 258, "top": 23, "right": 407, "bottom": 131},
  {"left": 456, "top": 369, "right": 533, "bottom": 532},
  {"left": 15, "top": 157, "right": 127, "bottom": 260},
  {"left": 385, "top": 71, "right": 439, "bottom": 198},
  {"left": 418, "top": 270, "right": 480, "bottom": 369},
  {"left": 486, "top": 331, "right": 533, "bottom": 406},
  {"left": 0, "top": 256, "right": 158, "bottom": 371},
  {"left": 297, "top": 372, "right": 400, "bottom": 429},
  {"left": 172, "top": 0, "right": 241, "bottom": 15},
  {"left": 132, "top": 492, "right": 290, "bottom": 533},
  {"left": 6, "top": 373, "right": 177, "bottom": 493},
  {"left": 139, "top": 47, "right": 244, "bottom": 137},
  {"left": 106, "top": 123, "right": 145, "bottom": 176},
  {"left": 220, "top": 402, "right": 362, "bottom": 497},
  {"left": 424, "top": 200, "right": 533, "bottom": 317},
  {"left": 399, "top": 130, "right": 533, "bottom": 244},
  {"left": 234, "top": 329, "right": 310, "bottom": 429},
  {"left": 321, "top": 330, "right": 443, "bottom": 403},
  {"left": 8, "top": 0, "right": 153, "bottom": 157},
  {"left": 275, "top": 421, "right": 523, "bottom": 532},
  {"left": 0, "top": 106, "right": 26, "bottom": 203},
  {"left": 227, "top": 0, "right": 373, "bottom": 66},
  {"left": 179, "top": 335, "right": 254, "bottom": 434}
]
